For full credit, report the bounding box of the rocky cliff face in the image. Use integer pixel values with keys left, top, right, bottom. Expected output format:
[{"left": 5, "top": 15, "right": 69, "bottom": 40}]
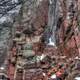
[
  {"left": 55, "top": 0, "right": 80, "bottom": 57},
  {"left": 0, "top": 0, "right": 21, "bottom": 66},
  {"left": 14, "top": 0, "right": 48, "bottom": 36}
]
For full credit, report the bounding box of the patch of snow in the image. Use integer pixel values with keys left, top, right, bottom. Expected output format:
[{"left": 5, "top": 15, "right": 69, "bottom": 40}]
[
  {"left": 49, "top": 0, "right": 53, "bottom": 4},
  {"left": 36, "top": 54, "right": 46, "bottom": 62},
  {"left": 0, "top": 5, "right": 21, "bottom": 24},
  {"left": 51, "top": 74, "right": 56, "bottom": 79},
  {"left": 39, "top": 0, "right": 42, "bottom": 2},
  {"left": 40, "top": 54, "right": 46, "bottom": 60},
  {"left": 48, "top": 37, "right": 55, "bottom": 46},
  {"left": 0, "top": 17, "right": 6, "bottom": 23},
  {"left": 8, "top": 5, "right": 21, "bottom": 14},
  {"left": 74, "top": 56, "right": 80, "bottom": 60},
  {"left": 12, "top": 0, "right": 18, "bottom": 3},
  {"left": 0, "top": 66, "right": 5, "bottom": 70},
  {"left": 75, "top": 77, "right": 80, "bottom": 80},
  {"left": 43, "top": 73, "right": 46, "bottom": 76}
]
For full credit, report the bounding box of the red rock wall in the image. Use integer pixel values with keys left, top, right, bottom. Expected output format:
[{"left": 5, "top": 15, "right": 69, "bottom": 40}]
[{"left": 33, "top": 0, "right": 48, "bottom": 35}]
